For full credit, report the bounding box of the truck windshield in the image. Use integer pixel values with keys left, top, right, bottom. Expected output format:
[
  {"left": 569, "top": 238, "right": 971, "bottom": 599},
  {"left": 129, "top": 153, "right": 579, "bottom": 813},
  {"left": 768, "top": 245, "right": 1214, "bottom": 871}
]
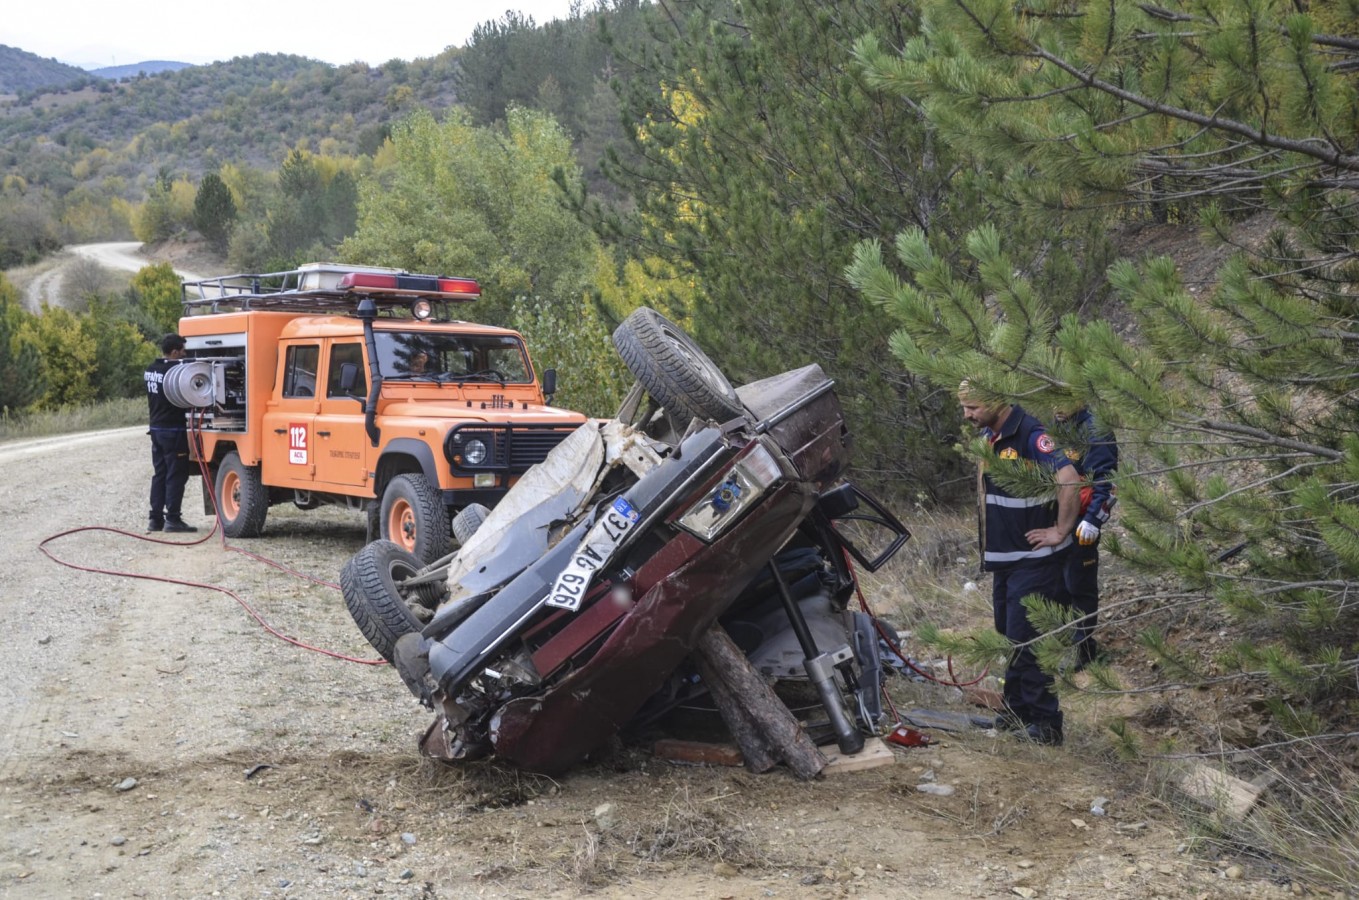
[{"left": 373, "top": 331, "right": 533, "bottom": 383}]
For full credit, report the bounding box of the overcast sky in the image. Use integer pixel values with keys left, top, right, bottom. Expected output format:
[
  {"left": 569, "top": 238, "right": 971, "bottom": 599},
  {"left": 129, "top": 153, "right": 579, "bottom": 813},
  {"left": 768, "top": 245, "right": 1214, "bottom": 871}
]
[{"left": 5, "top": 1, "right": 584, "bottom": 70}]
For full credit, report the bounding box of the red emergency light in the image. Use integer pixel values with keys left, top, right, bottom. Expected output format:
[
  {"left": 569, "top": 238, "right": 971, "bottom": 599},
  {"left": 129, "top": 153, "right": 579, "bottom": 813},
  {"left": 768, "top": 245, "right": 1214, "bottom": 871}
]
[{"left": 336, "top": 271, "right": 481, "bottom": 301}]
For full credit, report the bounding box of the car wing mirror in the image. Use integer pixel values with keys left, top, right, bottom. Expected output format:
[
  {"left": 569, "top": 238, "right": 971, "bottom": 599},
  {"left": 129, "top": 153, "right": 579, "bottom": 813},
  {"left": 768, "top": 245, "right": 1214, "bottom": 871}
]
[
  {"left": 338, "top": 362, "right": 366, "bottom": 409},
  {"left": 542, "top": 368, "right": 557, "bottom": 404},
  {"left": 338, "top": 362, "right": 360, "bottom": 393}
]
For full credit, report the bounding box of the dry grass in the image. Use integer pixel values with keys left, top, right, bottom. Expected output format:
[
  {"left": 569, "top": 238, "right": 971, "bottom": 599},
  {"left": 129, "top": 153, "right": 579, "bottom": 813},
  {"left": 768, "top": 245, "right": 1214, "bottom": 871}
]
[
  {"left": 624, "top": 786, "right": 768, "bottom": 865},
  {"left": 0, "top": 397, "right": 144, "bottom": 441},
  {"left": 851, "top": 499, "right": 993, "bottom": 639},
  {"left": 1162, "top": 749, "right": 1359, "bottom": 894}
]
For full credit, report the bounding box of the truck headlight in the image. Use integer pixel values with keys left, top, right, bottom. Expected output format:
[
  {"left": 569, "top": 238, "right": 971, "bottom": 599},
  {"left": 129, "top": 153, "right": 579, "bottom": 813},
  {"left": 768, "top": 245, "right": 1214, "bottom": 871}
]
[
  {"left": 463, "top": 438, "right": 488, "bottom": 466},
  {"left": 678, "top": 443, "right": 782, "bottom": 542}
]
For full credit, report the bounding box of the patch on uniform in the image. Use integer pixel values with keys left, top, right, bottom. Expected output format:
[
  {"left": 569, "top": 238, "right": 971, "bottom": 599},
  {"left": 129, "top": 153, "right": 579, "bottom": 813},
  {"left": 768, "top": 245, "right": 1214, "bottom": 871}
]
[
  {"left": 1036, "top": 434, "right": 1055, "bottom": 454},
  {"left": 1000, "top": 448, "right": 1019, "bottom": 460},
  {"left": 1065, "top": 448, "right": 1081, "bottom": 460}
]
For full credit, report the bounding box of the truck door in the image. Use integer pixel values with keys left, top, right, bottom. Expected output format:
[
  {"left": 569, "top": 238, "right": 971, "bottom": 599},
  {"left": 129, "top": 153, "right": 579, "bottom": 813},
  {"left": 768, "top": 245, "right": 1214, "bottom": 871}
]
[
  {"left": 262, "top": 342, "right": 321, "bottom": 490},
  {"left": 314, "top": 341, "right": 371, "bottom": 490}
]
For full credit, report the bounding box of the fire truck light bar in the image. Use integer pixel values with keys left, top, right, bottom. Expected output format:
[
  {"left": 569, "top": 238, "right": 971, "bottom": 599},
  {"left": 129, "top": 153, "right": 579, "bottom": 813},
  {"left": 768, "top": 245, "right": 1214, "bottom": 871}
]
[{"left": 336, "top": 271, "right": 481, "bottom": 300}]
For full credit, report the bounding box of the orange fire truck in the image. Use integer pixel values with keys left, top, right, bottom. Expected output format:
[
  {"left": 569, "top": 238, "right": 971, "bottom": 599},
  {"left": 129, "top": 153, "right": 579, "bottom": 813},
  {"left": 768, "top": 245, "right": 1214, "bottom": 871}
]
[{"left": 164, "top": 263, "right": 587, "bottom": 563}]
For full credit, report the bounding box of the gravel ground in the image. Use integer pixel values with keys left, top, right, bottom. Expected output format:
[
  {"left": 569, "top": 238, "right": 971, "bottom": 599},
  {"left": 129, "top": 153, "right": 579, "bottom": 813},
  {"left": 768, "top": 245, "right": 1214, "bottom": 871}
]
[{"left": 0, "top": 429, "right": 1293, "bottom": 899}]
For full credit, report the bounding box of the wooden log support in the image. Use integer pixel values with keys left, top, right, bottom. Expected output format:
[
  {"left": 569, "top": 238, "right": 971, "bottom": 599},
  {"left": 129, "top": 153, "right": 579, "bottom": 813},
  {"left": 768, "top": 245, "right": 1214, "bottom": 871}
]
[{"left": 690, "top": 625, "right": 827, "bottom": 780}]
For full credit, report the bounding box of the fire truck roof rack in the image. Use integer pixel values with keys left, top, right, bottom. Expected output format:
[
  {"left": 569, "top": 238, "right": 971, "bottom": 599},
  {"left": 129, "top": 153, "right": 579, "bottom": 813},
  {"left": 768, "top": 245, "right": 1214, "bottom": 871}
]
[{"left": 180, "top": 263, "right": 481, "bottom": 316}]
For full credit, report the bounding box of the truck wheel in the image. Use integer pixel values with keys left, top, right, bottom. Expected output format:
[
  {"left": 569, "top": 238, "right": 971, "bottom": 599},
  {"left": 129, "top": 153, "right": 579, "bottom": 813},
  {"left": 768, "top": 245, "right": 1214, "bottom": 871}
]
[
  {"left": 612, "top": 307, "right": 743, "bottom": 423},
  {"left": 452, "top": 503, "right": 490, "bottom": 546},
  {"left": 340, "top": 540, "right": 437, "bottom": 663},
  {"left": 214, "top": 451, "right": 268, "bottom": 537},
  {"left": 381, "top": 473, "right": 450, "bottom": 565}
]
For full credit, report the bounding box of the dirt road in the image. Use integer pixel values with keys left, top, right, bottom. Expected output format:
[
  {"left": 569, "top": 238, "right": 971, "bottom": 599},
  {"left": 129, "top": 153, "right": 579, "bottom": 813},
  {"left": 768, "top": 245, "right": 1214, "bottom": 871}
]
[
  {"left": 0, "top": 430, "right": 1280, "bottom": 898},
  {"left": 11, "top": 242, "right": 208, "bottom": 312}
]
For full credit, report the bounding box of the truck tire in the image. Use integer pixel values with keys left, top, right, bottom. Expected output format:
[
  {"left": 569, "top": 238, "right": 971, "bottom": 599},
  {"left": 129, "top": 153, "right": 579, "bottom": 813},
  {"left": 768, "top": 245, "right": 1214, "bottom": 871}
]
[
  {"left": 340, "top": 540, "right": 434, "bottom": 663},
  {"left": 452, "top": 503, "right": 490, "bottom": 546},
  {"left": 612, "top": 307, "right": 743, "bottom": 423},
  {"left": 381, "top": 473, "right": 450, "bottom": 565},
  {"left": 214, "top": 451, "right": 268, "bottom": 538}
]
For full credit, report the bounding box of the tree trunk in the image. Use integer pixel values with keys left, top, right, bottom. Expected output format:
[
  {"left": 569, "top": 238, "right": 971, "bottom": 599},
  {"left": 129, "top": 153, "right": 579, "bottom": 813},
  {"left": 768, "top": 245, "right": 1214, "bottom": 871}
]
[{"left": 690, "top": 625, "right": 827, "bottom": 780}]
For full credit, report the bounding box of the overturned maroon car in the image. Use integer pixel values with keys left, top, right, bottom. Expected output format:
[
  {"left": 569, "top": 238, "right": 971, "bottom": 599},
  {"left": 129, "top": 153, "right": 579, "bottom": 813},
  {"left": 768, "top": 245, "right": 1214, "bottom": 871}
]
[{"left": 339, "top": 307, "right": 908, "bottom": 773}]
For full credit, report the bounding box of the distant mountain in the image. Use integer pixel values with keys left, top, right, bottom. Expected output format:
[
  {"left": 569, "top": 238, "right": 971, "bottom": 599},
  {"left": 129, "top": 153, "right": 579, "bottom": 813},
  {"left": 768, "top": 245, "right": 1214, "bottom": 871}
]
[
  {"left": 0, "top": 51, "right": 461, "bottom": 185},
  {"left": 89, "top": 61, "right": 195, "bottom": 79},
  {"left": 0, "top": 44, "right": 91, "bottom": 93}
]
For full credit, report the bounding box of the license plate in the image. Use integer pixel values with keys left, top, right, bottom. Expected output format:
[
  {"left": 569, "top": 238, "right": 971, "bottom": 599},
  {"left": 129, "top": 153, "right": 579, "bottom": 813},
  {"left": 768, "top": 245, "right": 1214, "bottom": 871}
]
[{"left": 545, "top": 497, "right": 640, "bottom": 612}]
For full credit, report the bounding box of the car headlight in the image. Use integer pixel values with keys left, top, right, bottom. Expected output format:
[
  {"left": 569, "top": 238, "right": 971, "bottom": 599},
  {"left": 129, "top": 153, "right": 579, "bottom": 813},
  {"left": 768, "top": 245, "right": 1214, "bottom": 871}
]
[
  {"left": 463, "top": 438, "right": 488, "bottom": 466},
  {"left": 678, "top": 442, "right": 783, "bottom": 542}
]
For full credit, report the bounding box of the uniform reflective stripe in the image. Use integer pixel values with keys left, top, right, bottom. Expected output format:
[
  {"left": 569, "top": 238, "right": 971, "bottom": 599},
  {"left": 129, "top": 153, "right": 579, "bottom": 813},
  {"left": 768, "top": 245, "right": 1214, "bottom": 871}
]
[
  {"left": 985, "top": 493, "right": 1051, "bottom": 509},
  {"left": 983, "top": 535, "right": 1073, "bottom": 563}
]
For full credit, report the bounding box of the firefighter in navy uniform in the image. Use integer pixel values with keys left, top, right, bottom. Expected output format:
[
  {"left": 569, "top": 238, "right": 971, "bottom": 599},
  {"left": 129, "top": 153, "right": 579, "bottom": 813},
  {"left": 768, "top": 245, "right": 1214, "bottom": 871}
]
[
  {"left": 144, "top": 334, "right": 198, "bottom": 533},
  {"left": 1055, "top": 405, "right": 1118, "bottom": 670},
  {"left": 960, "top": 384, "right": 1079, "bottom": 745}
]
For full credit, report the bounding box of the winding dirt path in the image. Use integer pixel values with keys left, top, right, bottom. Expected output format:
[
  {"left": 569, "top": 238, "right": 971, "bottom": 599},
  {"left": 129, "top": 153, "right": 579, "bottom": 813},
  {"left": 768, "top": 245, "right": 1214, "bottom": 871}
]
[{"left": 13, "top": 242, "right": 208, "bottom": 311}]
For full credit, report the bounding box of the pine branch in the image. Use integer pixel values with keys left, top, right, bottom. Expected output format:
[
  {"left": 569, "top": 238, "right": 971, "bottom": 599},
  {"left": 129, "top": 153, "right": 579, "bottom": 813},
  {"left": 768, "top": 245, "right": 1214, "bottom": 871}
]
[
  {"left": 1151, "top": 730, "right": 1359, "bottom": 759},
  {"left": 1181, "top": 419, "right": 1345, "bottom": 461},
  {"left": 1177, "top": 461, "right": 1328, "bottom": 519},
  {"left": 949, "top": 0, "right": 1359, "bottom": 172}
]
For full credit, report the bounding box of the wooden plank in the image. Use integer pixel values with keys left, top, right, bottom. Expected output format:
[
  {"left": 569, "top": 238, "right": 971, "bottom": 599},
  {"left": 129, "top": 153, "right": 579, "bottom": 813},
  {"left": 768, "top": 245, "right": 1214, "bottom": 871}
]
[
  {"left": 652, "top": 739, "right": 745, "bottom": 768},
  {"left": 821, "top": 737, "right": 896, "bottom": 774},
  {"left": 1174, "top": 761, "right": 1264, "bottom": 820}
]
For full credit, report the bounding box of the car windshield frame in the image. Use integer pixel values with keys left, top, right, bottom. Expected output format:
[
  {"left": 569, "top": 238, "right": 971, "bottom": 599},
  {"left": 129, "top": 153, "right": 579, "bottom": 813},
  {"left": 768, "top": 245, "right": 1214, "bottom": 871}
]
[{"left": 373, "top": 330, "right": 533, "bottom": 384}]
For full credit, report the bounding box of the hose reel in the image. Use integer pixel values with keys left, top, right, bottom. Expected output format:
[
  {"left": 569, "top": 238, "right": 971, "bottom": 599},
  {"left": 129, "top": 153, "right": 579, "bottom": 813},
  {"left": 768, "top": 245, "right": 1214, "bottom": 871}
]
[{"left": 162, "top": 361, "right": 218, "bottom": 409}]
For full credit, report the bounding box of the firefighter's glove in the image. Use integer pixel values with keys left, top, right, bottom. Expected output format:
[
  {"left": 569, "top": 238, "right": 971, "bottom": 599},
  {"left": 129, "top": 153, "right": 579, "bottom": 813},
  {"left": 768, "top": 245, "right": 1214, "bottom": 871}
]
[{"left": 1076, "top": 521, "right": 1100, "bottom": 546}]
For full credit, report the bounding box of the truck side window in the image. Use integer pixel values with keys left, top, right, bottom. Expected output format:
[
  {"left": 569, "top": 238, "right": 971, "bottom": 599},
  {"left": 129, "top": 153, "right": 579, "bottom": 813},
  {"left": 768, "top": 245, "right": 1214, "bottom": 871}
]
[
  {"left": 328, "top": 343, "right": 367, "bottom": 398},
  {"left": 283, "top": 345, "right": 320, "bottom": 398}
]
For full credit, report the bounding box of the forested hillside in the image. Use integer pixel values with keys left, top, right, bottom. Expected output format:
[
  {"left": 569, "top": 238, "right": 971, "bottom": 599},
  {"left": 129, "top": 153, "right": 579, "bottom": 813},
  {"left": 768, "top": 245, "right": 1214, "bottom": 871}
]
[{"left": 0, "top": 44, "right": 89, "bottom": 94}]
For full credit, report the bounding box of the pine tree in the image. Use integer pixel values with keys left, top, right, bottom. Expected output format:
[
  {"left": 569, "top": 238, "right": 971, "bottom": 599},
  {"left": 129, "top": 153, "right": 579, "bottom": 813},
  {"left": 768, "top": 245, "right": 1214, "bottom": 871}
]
[
  {"left": 847, "top": 0, "right": 1359, "bottom": 733},
  {"left": 594, "top": 0, "right": 1112, "bottom": 496},
  {"left": 193, "top": 172, "right": 237, "bottom": 255},
  {"left": 0, "top": 276, "right": 46, "bottom": 414}
]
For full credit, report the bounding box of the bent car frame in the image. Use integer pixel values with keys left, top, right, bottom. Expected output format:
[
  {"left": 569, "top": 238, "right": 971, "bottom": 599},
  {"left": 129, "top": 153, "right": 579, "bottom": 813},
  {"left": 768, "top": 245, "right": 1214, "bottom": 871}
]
[{"left": 341, "top": 307, "right": 909, "bottom": 773}]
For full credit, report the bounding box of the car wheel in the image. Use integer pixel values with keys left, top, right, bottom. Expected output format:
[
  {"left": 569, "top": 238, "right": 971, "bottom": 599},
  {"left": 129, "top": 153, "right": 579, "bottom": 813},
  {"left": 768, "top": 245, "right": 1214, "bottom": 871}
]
[
  {"left": 340, "top": 540, "right": 439, "bottom": 663},
  {"left": 214, "top": 451, "right": 268, "bottom": 537},
  {"left": 452, "top": 503, "right": 490, "bottom": 546},
  {"left": 380, "top": 473, "right": 450, "bottom": 565},
  {"left": 612, "top": 307, "right": 744, "bottom": 423}
]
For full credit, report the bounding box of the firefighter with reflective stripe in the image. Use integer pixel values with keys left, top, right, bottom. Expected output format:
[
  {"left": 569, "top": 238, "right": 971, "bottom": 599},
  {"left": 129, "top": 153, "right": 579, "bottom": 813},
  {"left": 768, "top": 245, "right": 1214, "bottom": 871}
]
[
  {"left": 144, "top": 334, "right": 198, "bottom": 534},
  {"left": 1055, "top": 405, "right": 1118, "bottom": 670},
  {"left": 960, "top": 384, "right": 1079, "bottom": 745}
]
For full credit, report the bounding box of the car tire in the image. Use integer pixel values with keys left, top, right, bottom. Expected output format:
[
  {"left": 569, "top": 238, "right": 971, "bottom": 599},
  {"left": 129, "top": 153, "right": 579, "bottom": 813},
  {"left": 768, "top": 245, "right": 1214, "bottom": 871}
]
[
  {"left": 452, "top": 503, "right": 490, "bottom": 546},
  {"left": 612, "top": 307, "right": 744, "bottom": 423},
  {"left": 340, "top": 540, "right": 436, "bottom": 663},
  {"left": 380, "top": 473, "right": 450, "bottom": 565},
  {"left": 214, "top": 451, "right": 268, "bottom": 538}
]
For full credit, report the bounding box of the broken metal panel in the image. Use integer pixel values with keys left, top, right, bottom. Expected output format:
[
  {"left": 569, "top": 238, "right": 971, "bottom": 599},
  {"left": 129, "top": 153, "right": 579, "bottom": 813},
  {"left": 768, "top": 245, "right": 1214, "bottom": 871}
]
[{"left": 441, "top": 421, "right": 607, "bottom": 598}]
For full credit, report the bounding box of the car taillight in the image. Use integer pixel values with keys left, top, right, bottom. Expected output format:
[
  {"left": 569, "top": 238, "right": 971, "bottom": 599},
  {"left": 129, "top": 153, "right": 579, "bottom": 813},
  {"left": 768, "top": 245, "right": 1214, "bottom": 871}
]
[{"left": 677, "top": 442, "right": 783, "bottom": 543}]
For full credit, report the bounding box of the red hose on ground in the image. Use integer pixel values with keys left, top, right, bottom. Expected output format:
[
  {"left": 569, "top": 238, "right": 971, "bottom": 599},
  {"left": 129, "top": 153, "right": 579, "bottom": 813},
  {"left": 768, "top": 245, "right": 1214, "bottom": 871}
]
[
  {"left": 37, "top": 415, "right": 385, "bottom": 666},
  {"left": 842, "top": 547, "right": 990, "bottom": 688}
]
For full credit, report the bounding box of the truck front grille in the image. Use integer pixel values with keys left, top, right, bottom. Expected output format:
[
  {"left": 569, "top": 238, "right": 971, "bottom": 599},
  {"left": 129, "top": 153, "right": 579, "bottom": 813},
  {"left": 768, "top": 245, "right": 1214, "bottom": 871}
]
[{"left": 447, "top": 424, "right": 578, "bottom": 475}]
